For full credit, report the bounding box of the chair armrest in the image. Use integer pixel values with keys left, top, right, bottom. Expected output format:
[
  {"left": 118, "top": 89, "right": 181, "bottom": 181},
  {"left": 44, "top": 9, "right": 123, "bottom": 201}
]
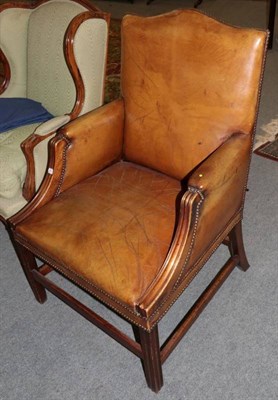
[
  {"left": 185, "top": 132, "right": 252, "bottom": 266},
  {"left": 56, "top": 98, "right": 124, "bottom": 193},
  {"left": 137, "top": 132, "right": 252, "bottom": 319},
  {"left": 10, "top": 99, "right": 124, "bottom": 226},
  {"left": 21, "top": 115, "right": 71, "bottom": 201},
  {"left": 188, "top": 132, "right": 251, "bottom": 194},
  {"left": 34, "top": 115, "right": 71, "bottom": 136}
]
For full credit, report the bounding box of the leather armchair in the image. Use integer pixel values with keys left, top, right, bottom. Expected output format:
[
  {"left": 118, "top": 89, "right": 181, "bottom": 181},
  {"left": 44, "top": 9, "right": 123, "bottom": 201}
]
[
  {"left": 0, "top": 0, "right": 110, "bottom": 221},
  {"left": 8, "top": 10, "right": 268, "bottom": 393}
]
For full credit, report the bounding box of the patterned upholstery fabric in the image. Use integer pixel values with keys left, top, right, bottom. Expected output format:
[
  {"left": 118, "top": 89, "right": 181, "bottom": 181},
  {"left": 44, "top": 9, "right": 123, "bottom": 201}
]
[
  {"left": 74, "top": 18, "right": 108, "bottom": 114},
  {"left": 26, "top": 2, "right": 85, "bottom": 115},
  {"left": 0, "top": 0, "right": 109, "bottom": 219},
  {"left": 0, "top": 8, "right": 31, "bottom": 97},
  {"left": 0, "top": 124, "right": 39, "bottom": 218}
]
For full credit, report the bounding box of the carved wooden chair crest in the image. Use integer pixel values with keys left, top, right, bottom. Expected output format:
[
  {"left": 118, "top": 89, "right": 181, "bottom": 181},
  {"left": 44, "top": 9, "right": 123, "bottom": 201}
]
[{"left": 8, "top": 10, "right": 268, "bottom": 393}]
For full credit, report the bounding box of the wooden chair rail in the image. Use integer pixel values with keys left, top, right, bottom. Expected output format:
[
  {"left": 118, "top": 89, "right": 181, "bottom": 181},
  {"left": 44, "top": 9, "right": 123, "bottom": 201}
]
[
  {"left": 11, "top": 215, "right": 251, "bottom": 393},
  {"left": 6, "top": 9, "right": 266, "bottom": 392},
  {"left": 160, "top": 254, "right": 239, "bottom": 364},
  {"left": 38, "top": 263, "right": 54, "bottom": 276},
  {"left": 31, "top": 251, "right": 239, "bottom": 368},
  {"left": 31, "top": 269, "right": 143, "bottom": 359}
]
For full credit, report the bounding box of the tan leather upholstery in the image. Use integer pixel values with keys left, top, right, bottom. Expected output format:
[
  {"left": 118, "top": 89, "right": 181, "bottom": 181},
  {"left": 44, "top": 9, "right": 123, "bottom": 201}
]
[
  {"left": 16, "top": 161, "right": 181, "bottom": 307},
  {"left": 9, "top": 10, "right": 268, "bottom": 393},
  {"left": 122, "top": 12, "right": 266, "bottom": 180}
]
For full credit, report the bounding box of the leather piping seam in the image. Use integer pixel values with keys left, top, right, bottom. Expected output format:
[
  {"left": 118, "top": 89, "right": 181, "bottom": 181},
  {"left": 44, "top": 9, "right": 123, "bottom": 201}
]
[
  {"left": 244, "top": 33, "right": 269, "bottom": 206},
  {"left": 14, "top": 236, "right": 152, "bottom": 332},
  {"left": 138, "top": 187, "right": 204, "bottom": 318},
  {"left": 147, "top": 210, "right": 242, "bottom": 324},
  {"left": 175, "top": 187, "right": 204, "bottom": 288},
  {"left": 14, "top": 233, "right": 141, "bottom": 316},
  {"left": 14, "top": 209, "right": 242, "bottom": 331},
  {"left": 54, "top": 135, "right": 71, "bottom": 197},
  {"left": 178, "top": 191, "right": 242, "bottom": 288},
  {"left": 14, "top": 210, "right": 241, "bottom": 332}
]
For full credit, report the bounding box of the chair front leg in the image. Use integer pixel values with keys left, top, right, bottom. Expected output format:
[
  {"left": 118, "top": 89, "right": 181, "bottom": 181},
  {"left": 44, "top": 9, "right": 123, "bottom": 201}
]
[
  {"left": 138, "top": 325, "right": 163, "bottom": 393},
  {"left": 228, "top": 220, "right": 250, "bottom": 271},
  {"left": 12, "top": 240, "right": 47, "bottom": 303}
]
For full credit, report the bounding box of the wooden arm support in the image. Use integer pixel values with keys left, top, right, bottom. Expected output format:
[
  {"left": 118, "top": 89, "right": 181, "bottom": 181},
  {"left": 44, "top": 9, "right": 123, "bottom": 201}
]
[
  {"left": 3, "top": 7, "right": 109, "bottom": 204},
  {"left": 64, "top": 10, "right": 110, "bottom": 119},
  {"left": 57, "top": 98, "right": 124, "bottom": 193},
  {"left": 136, "top": 133, "right": 252, "bottom": 322},
  {"left": 21, "top": 115, "right": 71, "bottom": 201},
  {"left": 21, "top": 131, "right": 54, "bottom": 201},
  {"left": 10, "top": 99, "right": 124, "bottom": 226}
]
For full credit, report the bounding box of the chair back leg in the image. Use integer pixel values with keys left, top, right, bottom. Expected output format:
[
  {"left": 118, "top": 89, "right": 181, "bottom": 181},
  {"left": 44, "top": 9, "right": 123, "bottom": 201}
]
[{"left": 228, "top": 221, "right": 250, "bottom": 271}]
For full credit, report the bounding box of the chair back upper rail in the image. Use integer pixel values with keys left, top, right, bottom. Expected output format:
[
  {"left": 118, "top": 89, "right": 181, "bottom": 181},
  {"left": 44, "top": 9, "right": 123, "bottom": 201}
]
[
  {"left": 0, "top": 0, "right": 100, "bottom": 103},
  {"left": 26, "top": 1, "right": 88, "bottom": 115},
  {"left": 0, "top": 48, "right": 10, "bottom": 94},
  {"left": 30, "top": 10, "right": 109, "bottom": 194},
  {"left": 65, "top": 11, "right": 110, "bottom": 118},
  {"left": 0, "top": 5, "right": 32, "bottom": 97}
]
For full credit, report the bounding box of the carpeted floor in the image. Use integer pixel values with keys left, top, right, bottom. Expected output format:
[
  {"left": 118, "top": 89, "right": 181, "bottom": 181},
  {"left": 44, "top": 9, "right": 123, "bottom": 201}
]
[
  {"left": 254, "top": 116, "right": 278, "bottom": 149},
  {"left": 255, "top": 135, "right": 278, "bottom": 161},
  {"left": 1, "top": 156, "right": 277, "bottom": 400},
  {"left": 0, "top": 1, "right": 278, "bottom": 399}
]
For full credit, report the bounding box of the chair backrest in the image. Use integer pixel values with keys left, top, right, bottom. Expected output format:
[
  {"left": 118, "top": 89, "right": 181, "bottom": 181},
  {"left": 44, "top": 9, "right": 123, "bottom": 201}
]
[
  {"left": 0, "top": 0, "right": 109, "bottom": 116},
  {"left": 122, "top": 10, "right": 267, "bottom": 180},
  {"left": 0, "top": 5, "right": 31, "bottom": 96}
]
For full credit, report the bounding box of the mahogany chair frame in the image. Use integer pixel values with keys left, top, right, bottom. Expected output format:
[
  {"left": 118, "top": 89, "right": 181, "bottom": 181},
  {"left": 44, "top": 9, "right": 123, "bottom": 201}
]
[
  {"left": 7, "top": 10, "right": 268, "bottom": 394},
  {"left": 9, "top": 218, "right": 249, "bottom": 393},
  {"left": 0, "top": 47, "right": 10, "bottom": 94}
]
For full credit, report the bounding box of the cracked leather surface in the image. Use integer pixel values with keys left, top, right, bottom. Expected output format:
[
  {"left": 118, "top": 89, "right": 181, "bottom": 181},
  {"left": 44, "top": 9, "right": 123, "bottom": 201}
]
[
  {"left": 122, "top": 11, "right": 266, "bottom": 180},
  {"left": 12, "top": 10, "right": 267, "bottom": 327},
  {"left": 16, "top": 162, "right": 182, "bottom": 306}
]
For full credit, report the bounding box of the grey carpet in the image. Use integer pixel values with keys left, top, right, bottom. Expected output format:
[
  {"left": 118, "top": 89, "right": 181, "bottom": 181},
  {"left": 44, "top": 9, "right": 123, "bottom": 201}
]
[{"left": 1, "top": 1, "right": 277, "bottom": 399}]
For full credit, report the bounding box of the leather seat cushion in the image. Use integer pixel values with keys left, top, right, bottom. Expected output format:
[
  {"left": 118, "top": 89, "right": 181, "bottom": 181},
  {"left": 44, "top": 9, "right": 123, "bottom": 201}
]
[{"left": 16, "top": 161, "right": 182, "bottom": 307}]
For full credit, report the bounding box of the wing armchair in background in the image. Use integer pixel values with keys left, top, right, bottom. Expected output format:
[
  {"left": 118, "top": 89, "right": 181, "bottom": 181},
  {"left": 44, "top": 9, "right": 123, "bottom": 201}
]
[
  {"left": 8, "top": 10, "right": 268, "bottom": 393},
  {"left": 0, "top": 0, "right": 109, "bottom": 222}
]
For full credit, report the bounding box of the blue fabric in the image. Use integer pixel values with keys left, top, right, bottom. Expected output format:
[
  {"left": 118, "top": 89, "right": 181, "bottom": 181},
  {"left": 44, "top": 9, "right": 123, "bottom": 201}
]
[{"left": 0, "top": 98, "right": 53, "bottom": 133}]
